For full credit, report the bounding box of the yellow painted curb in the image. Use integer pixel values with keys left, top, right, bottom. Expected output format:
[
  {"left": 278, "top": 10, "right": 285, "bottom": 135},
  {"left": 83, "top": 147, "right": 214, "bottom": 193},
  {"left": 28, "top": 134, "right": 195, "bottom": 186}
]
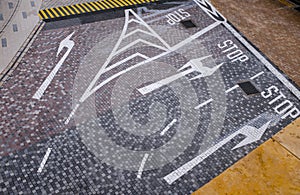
[
  {"left": 273, "top": 117, "right": 300, "bottom": 159},
  {"left": 278, "top": 0, "right": 296, "bottom": 8},
  {"left": 38, "top": 0, "right": 159, "bottom": 20},
  {"left": 192, "top": 139, "right": 300, "bottom": 194}
]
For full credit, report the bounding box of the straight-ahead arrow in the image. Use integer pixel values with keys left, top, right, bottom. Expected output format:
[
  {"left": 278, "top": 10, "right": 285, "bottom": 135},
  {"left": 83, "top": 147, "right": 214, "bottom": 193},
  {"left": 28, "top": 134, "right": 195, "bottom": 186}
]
[{"left": 163, "top": 120, "right": 272, "bottom": 185}]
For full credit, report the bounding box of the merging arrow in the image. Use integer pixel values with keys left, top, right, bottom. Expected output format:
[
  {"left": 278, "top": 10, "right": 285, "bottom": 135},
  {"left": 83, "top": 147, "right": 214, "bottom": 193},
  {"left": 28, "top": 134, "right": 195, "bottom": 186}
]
[
  {"left": 33, "top": 32, "right": 75, "bottom": 100},
  {"left": 163, "top": 120, "right": 272, "bottom": 185}
]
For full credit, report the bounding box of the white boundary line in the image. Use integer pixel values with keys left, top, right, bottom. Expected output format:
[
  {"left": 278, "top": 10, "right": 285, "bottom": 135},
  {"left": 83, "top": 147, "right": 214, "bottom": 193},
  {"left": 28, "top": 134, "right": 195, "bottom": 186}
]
[
  {"left": 223, "top": 23, "right": 300, "bottom": 100},
  {"left": 194, "top": 71, "right": 265, "bottom": 109},
  {"left": 250, "top": 71, "right": 264, "bottom": 80},
  {"left": 225, "top": 85, "right": 238, "bottom": 93},
  {"left": 194, "top": 98, "right": 213, "bottom": 109},
  {"left": 160, "top": 119, "right": 177, "bottom": 136},
  {"left": 164, "top": 119, "right": 272, "bottom": 184},
  {"left": 137, "top": 153, "right": 149, "bottom": 179},
  {"left": 37, "top": 148, "right": 52, "bottom": 173}
]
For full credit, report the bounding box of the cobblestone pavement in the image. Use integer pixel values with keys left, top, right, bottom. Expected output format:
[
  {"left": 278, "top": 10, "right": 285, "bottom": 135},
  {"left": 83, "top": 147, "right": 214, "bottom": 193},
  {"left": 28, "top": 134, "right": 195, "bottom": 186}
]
[
  {"left": 211, "top": 0, "right": 300, "bottom": 86},
  {"left": 0, "top": 1, "right": 299, "bottom": 194}
]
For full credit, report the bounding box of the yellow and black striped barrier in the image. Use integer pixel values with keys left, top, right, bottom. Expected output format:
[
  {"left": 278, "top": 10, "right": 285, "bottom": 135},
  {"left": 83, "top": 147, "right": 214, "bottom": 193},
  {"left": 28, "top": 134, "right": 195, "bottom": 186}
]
[
  {"left": 39, "top": 0, "right": 159, "bottom": 20},
  {"left": 278, "top": 0, "right": 298, "bottom": 8}
]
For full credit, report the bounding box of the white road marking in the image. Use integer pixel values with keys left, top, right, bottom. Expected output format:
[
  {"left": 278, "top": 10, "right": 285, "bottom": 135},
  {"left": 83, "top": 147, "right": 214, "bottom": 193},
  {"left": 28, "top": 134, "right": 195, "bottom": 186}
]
[
  {"left": 224, "top": 22, "right": 300, "bottom": 100},
  {"left": 123, "top": 29, "right": 156, "bottom": 39},
  {"left": 80, "top": 21, "right": 221, "bottom": 102},
  {"left": 194, "top": 98, "right": 213, "bottom": 109},
  {"left": 33, "top": 32, "right": 74, "bottom": 100},
  {"left": 37, "top": 148, "right": 52, "bottom": 173},
  {"left": 128, "top": 19, "right": 143, "bottom": 25},
  {"left": 194, "top": 0, "right": 226, "bottom": 22},
  {"left": 225, "top": 85, "right": 238, "bottom": 93},
  {"left": 137, "top": 153, "right": 149, "bottom": 179},
  {"left": 63, "top": 9, "right": 220, "bottom": 122},
  {"left": 79, "top": 9, "right": 172, "bottom": 103},
  {"left": 195, "top": 71, "right": 265, "bottom": 109},
  {"left": 137, "top": 7, "right": 160, "bottom": 17},
  {"left": 104, "top": 53, "right": 149, "bottom": 74},
  {"left": 138, "top": 56, "right": 224, "bottom": 95},
  {"left": 142, "top": 4, "right": 191, "bottom": 19},
  {"left": 114, "top": 39, "right": 169, "bottom": 56},
  {"left": 250, "top": 71, "right": 264, "bottom": 80},
  {"left": 127, "top": 11, "right": 171, "bottom": 50},
  {"left": 138, "top": 68, "right": 195, "bottom": 95},
  {"left": 164, "top": 120, "right": 272, "bottom": 184},
  {"left": 160, "top": 119, "right": 177, "bottom": 136},
  {"left": 65, "top": 103, "right": 79, "bottom": 124},
  {"left": 145, "top": 5, "right": 195, "bottom": 24}
]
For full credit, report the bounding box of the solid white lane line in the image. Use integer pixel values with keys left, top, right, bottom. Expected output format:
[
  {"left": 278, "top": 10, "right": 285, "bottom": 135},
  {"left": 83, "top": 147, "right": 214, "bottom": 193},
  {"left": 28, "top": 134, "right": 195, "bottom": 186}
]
[
  {"left": 37, "top": 148, "right": 52, "bottom": 173},
  {"left": 104, "top": 53, "right": 149, "bottom": 73},
  {"left": 195, "top": 71, "right": 265, "bottom": 109},
  {"left": 160, "top": 119, "right": 177, "bottom": 136},
  {"left": 194, "top": 98, "right": 213, "bottom": 109},
  {"left": 224, "top": 22, "right": 300, "bottom": 100},
  {"left": 250, "top": 71, "right": 264, "bottom": 80},
  {"left": 138, "top": 68, "right": 195, "bottom": 95},
  {"left": 137, "top": 153, "right": 149, "bottom": 179},
  {"left": 225, "top": 85, "right": 238, "bottom": 93},
  {"left": 65, "top": 103, "right": 79, "bottom": 124}
]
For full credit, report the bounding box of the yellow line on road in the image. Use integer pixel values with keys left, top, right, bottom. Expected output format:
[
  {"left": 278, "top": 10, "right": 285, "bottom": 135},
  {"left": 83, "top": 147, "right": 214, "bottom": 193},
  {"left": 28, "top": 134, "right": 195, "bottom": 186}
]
[
  {"left": 102, "top": 0, "right": 115, "bottom": 9},
  {"left": 128, "top": 0, "right": 138, "bottom": 5},
  {"left": 85, "top": 2, "right": 96, "bottom": 11},
  {"left": 55, "top": 7, "right": 65, "bottom": 16},
  {"left": 95, "top": 1, "right": 107, "bottom": 9},
  {"left": 90, "top": 2, "right": 101, "bottom": 10},
  {"left": 107, "top": 0, "right": 119, "bottom": 8},
  {"left": 39, "top": 10, "right": 49, "bottom": 19},
  {"left": 278, "top": 0, "right": 295, "bottom": 7},
  {"left": 114, "top": 0, "right": 125, "bottom": 6},
  {"left": 70, "top": 5, "right": 81, "bottom": 14},
  {"left": 39, "top": 0, "right": 161, "bottom": 20},
  {"left": 74, "top": 4, "right": 86, "bottom": 13},
  {"left": 124, "top": 0, "right": 133, "bottom": 6},
  {"left": 80, "top": 3, "right": 90, "bottom": 12},
  {"left": 45, "top": 9, "right": 54, "bottom": 18},
  {"left": 38, "top": 13, "right": 43, "bottom": 19},
  {"left": 65, "top": 6, "right": 75, "bottom": 15},
  {"left": 50, "top": 8, "right": 60, "bottom": 17},
  {"left": 61, "top": 6, "right": 71, "bottom": 15},
  {"left": 135, "top": 0, "right": 143, "bottom": 4}
]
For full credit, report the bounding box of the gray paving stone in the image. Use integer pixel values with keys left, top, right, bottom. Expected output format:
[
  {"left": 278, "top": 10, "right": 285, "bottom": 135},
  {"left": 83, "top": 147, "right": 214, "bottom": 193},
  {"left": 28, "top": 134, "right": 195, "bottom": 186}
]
[{"left": 0, "top": 1, "right": 299, "bottom": 194}]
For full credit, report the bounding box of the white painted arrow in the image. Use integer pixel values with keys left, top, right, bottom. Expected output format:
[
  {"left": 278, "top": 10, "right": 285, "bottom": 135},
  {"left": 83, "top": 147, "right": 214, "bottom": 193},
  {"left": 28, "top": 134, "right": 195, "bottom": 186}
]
[
  {"left": 163, "top": 120, "right": 272, "bottom": 185},
  {"left": 33, "top": 32, "right": 75, "bottom": 100},
  {"left": 138, "top": 56, "right": 224, "bottom": 95}
]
